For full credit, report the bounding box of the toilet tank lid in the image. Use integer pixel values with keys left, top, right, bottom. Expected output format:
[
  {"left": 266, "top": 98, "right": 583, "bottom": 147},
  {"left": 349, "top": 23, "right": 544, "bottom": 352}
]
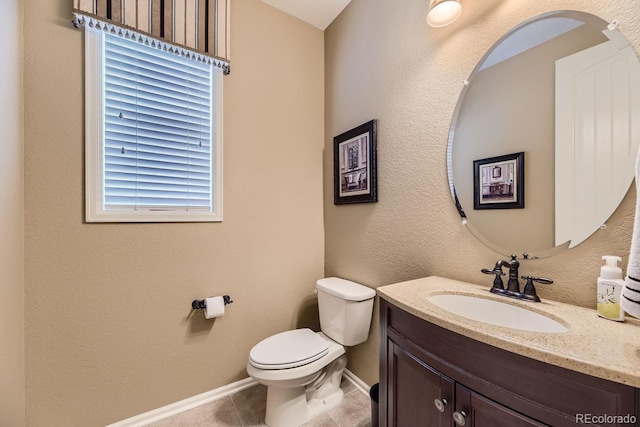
[{"left": 316, "top": 277, "right": 376, "bottom": 301}]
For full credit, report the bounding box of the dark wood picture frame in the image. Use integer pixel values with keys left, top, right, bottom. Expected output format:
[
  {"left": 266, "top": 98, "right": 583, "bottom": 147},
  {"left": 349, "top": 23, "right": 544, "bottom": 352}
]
[
  {"left": 473, "top": 152, "right": 524, "bottom": 210},
  {"left": 333, "top": 120, "right": 378, "bottom": 205}
]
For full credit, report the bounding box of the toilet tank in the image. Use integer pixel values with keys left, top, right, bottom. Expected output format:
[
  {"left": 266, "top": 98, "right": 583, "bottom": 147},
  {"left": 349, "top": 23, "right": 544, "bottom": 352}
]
[{"left": 316, "top": 277, "right": 376, "bottom": 346}]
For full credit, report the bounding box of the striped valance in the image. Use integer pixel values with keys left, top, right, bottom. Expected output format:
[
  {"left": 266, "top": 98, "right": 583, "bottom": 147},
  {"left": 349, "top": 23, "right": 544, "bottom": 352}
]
[{"left": 72, "top": 0, "right": 229, "bottom": 70}]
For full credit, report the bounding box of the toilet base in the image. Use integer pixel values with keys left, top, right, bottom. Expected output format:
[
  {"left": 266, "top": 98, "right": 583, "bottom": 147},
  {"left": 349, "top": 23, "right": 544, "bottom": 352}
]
[{"left": 264, "top": 355, "right": 347, "bottom": 427}]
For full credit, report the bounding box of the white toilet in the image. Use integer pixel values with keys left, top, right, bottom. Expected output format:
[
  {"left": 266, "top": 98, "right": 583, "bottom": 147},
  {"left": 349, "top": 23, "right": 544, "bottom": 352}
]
[{"left": 246, "top": 277, "right": 376, "bottom": 427}]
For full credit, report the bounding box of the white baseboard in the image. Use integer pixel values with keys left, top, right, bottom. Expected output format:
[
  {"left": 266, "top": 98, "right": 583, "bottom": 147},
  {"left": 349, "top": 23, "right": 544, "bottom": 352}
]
[
  {"left": 106, "top": 370, "right": 371, "bottom": 426},
  {"left": 343, "top": 368, "right": 372, "bottom": 396},
  {"left": 105, "top": 377, "right": 257, "bottom": 427}
]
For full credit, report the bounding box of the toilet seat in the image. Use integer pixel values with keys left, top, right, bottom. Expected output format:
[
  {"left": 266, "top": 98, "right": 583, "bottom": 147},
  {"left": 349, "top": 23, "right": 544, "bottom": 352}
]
[{"left": 249, "top": 328, "right": 329, "bottom": 370}]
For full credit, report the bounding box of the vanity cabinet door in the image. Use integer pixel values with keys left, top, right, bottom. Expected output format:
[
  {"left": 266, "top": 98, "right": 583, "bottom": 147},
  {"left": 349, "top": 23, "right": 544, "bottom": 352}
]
[
  {"left": 455, "top": 384, "right": 547, "bottom": 427},
  {"left": 387, "top": 339, "right": 454, "bottom": 427}
]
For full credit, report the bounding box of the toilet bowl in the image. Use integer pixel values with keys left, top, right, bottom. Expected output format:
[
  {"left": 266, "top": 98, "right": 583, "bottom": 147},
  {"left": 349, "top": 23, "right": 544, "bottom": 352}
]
[
  {"left": 246, "top": 277, "right": 375, "bottom": 427},
  {"left": 247, "top": 330, "right": 347, "bottom": 426}
]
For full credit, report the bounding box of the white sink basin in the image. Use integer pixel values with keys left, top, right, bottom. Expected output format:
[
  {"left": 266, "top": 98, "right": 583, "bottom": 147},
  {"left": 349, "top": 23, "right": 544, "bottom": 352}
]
[{"left": 428, "top": 294, "right": 569, "bottom": 333}]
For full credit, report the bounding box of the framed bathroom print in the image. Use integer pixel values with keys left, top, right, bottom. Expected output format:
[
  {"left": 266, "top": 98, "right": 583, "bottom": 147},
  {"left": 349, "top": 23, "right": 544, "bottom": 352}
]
[
  {"left": 333, "top": 120, "right": 378, "bottom": 205},
  {"left": 473, "top": 152, "right": 524, "bottom": 210}
]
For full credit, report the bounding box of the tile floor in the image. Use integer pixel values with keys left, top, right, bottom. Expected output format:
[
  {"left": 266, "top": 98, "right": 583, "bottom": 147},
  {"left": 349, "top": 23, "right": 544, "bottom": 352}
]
[{"left": 146, "top": 378, "right": 372, "bottom": 427}]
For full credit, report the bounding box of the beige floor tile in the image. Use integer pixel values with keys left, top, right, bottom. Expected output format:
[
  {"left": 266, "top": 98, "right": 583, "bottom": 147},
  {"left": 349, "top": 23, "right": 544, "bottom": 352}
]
[
  {"left": 231, "top": 384, "right": 268, "bottom": 426},
  {"left": 301, "top": 413, "right": 339, "bottom": 427},
  {"left": 144, "top": 377, "right": 371, "bottom": 427},
  {"left": 145, "top": 396, "right": 242, "bottom": 427},
  {"left": 327, "top": 389, "right": 372, "bottom": 427}
]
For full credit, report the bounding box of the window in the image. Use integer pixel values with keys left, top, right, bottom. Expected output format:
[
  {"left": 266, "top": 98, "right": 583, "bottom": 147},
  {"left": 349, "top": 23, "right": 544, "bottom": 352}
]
[{"left": 84, "top": 26, "right": 223, "bottom": 222}]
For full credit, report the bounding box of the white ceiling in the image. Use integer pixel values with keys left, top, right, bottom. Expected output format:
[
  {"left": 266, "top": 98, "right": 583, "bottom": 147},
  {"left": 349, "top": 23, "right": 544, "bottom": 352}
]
[{"left": 260, "top": 0, "right": 352, "bottom": 30}]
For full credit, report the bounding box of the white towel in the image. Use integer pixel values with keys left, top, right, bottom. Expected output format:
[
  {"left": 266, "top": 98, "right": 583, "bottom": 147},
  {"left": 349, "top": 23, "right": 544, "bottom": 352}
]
[{"left": 621, "top": 150, "right": 640, "bottom": 318}]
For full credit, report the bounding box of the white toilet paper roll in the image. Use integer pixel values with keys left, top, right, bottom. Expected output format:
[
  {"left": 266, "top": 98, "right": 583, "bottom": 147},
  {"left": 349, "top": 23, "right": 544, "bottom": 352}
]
[{"left": 205, "top": 296, "right": 225, "bottom": 319}]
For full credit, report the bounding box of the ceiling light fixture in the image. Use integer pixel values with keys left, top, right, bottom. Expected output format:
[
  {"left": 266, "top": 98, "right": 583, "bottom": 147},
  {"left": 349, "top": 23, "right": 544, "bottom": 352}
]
[{"left": 427, "top": 0, "right": 462, "bottom": 27}]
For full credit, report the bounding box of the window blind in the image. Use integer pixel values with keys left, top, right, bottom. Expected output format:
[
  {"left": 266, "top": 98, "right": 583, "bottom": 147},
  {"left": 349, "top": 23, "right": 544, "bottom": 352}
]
[{"left": 104, "top": 32, "right": 213, "bottom": 211}]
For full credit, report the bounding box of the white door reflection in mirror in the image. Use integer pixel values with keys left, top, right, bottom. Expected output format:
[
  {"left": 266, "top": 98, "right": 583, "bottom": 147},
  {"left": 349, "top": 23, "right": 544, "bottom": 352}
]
[{"left": 555, "top": 28, "right": 640, "bottom": 248}]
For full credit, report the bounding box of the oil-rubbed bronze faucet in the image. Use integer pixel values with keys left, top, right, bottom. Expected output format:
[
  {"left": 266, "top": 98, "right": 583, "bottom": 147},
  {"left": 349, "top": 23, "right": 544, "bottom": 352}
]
[
  {"left": 501, "top": 254, "right": 521, "bottom": 293},
  {"left": 481, "top": 254, "right": 553, "bottom": 302}
]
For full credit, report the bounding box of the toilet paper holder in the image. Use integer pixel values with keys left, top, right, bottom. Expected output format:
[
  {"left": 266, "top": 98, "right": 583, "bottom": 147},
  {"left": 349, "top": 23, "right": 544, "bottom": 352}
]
[{"left": 191, "top": 295, "right": 233, "bottom": 310}]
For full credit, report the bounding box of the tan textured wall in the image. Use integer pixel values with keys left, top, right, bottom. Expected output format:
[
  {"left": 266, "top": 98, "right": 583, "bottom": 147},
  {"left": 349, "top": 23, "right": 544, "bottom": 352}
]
[
  {"left": 24, "top": 0, "right": 324, "bottom": 425},
  {"left": 0, "top": 0, "right": 25, "bottom": 425},
  {"left": 325, "top": 0, "right": 639, "bottom": 387}
]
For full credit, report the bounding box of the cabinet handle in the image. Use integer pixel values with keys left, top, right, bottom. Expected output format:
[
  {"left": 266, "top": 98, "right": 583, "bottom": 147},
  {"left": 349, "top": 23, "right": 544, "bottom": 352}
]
[
  {"left": 453, "top": 410, "right": 467, "bottom": 426},
  {"left": 433, "top": 398, "right": 447, "bottom": 412}
]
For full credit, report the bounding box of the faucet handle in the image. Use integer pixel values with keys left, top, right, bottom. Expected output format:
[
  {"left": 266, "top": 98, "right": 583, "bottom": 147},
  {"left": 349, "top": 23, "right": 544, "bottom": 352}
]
[
  {"left": 531, "top": 277, "right": 553, "bottom": 285},
  {"left": 520, "top": 275, "right": 553, "bottom": 302},
  {"left": 482, "top": 263, "right": 507, "bottom": 295},
  {"left": 481, "top": 267, "right": 504, "bottom": 276}
]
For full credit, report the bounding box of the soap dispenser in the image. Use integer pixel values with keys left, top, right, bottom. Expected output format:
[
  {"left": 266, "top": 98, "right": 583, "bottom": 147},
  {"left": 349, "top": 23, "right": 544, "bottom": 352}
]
[{"left": 597, "top": 255, "right": 625, "bottom": 322}]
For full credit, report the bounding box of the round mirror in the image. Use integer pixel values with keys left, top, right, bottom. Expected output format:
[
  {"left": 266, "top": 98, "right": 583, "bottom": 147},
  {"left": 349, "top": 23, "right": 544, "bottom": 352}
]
[{"left": 448, "top": 10, "right": 640, "bottom": 259}]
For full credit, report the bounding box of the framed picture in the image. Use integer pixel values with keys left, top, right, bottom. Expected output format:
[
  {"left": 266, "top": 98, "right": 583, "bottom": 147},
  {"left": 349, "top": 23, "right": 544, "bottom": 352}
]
[
  {"left": 334, "top": 120, "right": 378, "bottom": 205},
  {"left": 473, "top": 152, "right": 524, "bottom": 210}
]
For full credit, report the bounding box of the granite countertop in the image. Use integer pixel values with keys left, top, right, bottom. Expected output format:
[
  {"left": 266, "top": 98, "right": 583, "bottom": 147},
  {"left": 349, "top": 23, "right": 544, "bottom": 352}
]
[{"left": 376, "top": 276, "right": 640, "bottom": 388}]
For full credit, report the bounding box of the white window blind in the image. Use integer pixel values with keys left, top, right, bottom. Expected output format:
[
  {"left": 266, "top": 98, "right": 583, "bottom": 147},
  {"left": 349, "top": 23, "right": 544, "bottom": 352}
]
[
  {"left": 104, "top": 33, "right": 212, "bottom": 210},
  {"left": 85, "top": 26, "right": 223, "bottom": 222}
]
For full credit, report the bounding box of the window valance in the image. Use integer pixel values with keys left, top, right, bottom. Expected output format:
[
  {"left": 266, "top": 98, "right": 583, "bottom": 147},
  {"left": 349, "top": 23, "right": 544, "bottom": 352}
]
[{"left": 72, "top": 0, "right": 229, "bottom": 72}]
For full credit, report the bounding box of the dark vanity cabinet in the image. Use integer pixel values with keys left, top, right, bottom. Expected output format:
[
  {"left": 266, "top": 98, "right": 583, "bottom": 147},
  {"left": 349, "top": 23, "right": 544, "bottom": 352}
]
[
  {"left": 379, "top": 299, "right": 639, "bottom": 427},
  {"left": 388, "top": 339, "right": 454, "bottom": 425}
]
